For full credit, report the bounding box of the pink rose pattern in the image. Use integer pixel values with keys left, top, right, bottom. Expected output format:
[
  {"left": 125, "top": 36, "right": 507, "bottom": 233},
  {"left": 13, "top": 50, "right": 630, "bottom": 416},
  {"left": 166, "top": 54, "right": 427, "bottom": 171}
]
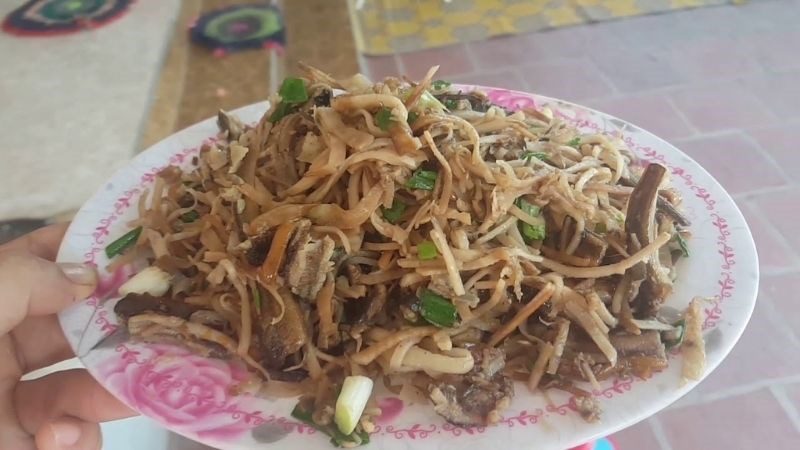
[
  {"left": 100, "top": 343, "right": 261, "bottom": 441},
  {"left": 73, "top": 88, "right": 739, "bottom": 446}
]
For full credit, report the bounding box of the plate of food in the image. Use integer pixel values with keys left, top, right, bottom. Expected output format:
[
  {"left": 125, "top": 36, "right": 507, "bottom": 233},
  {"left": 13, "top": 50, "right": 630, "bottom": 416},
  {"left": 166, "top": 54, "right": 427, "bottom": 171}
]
[{"left": 57, "top": 66, "right": 758, "bottom": 450}]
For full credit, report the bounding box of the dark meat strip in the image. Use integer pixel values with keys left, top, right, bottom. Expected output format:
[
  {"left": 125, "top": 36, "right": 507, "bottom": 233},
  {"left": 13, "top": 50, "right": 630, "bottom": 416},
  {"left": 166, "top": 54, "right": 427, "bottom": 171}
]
[
  {"left": 557, "top": 330, "right": 668, "bottom": 381},
  {"left": 428, "top": 345, "right": 514, "bottom": 426},
  {"left": 625, "top": 164, "right": 673, "bottom": 318},
  {"left": 620, "top": 175, "right": 691, "bottom": 227},
  {"left": 258, "top": 287, "right": 308, "bottom": 369},
  {"left": 281, "top": 219, "right": 336, "bottom": 300},
  {"left": 114, "top": 293, "right": 199, "bottom": 321}
]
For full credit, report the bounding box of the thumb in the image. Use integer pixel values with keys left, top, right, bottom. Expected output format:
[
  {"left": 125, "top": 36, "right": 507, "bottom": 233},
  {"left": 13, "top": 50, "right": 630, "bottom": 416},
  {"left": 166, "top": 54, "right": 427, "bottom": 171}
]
[
  {"left": 35, "top": 417, "right": 101, "bottom": 450},
  {"left": 0, "top": 251, "right": 96, "bottom": 335}
]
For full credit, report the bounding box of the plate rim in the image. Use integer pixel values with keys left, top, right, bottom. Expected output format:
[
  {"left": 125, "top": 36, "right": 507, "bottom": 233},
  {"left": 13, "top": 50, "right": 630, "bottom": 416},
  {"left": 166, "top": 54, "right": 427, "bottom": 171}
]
[{"left": 57, "top": 85, "right": 759, "bottom": 449}]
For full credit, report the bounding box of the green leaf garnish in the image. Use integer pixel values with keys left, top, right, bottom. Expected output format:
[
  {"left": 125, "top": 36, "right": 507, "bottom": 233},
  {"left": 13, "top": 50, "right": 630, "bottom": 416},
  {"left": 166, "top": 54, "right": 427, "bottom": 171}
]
[
  {"left": 515, "top": 198, "right": 546, "bottom": 244},
  {"left": 105, "top": 227, "right": 143, "bottom": 259},
  {"left": 180, "top": 210, "right": 199, "bottom": 223},
  {"left": 407, "top": 110, "right": 419, "bottom": 125},
  {"left": 278, "top": 77, "right": 309, "bottom": 104},
  {"left": 418, "top": 289, "right": 457, "bottom": 328},
  {"left": 381, "top": 199, "right": 406, "bottom": 224},
  {"left": 522, "top": 151, "right": 548, "bottom": 164},
  {"left": 431, "top": 80, "right": 451, "bottom": 90},
  {"left": 567, "top": 137, "right": 582, "bottom": 148},
  {"left": 417, "top": 240, "right": 438, "bottom": 260},
  {"left": 674, "top": 233, "right": 690, "bottom": 257},
  {"left": 376, "top": 107, "right": 395, "bottom": 131},
  {"left": 406, "top": 169, "right": 437, "bottom": 191}
]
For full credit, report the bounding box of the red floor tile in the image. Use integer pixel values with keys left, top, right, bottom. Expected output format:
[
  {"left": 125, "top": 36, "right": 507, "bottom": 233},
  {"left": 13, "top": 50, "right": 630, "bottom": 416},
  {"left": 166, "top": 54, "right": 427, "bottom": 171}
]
[
  {"left": 399, "top": 44, "right": 474, "bottom": 79},
  {"left": 738, "top": 202, "right": 800, "bottom": 273},
  {"left": 669, "top": 81, "right": 775, "bottom": 132},
  {"left": 610, "top": 420, "right": 662, "bottom": 450},
  {"left": 674, "top": 133, "right": 788, "bottom": 195},
  {"left": 517, "top": 59, "right": 614, "bottom": 102},
  {"left": 747, "top": 31, "right": 800, "bottom": 73},
  {"left": 749, "top": 187, "right": 800, "bottom": 254},
  {"left": 696, "top": 298, "right": 800, "bottom": 395},
  {"left": 762, "top": 271, "right": 800, "bottom": 340},
  {"left": 364, "top": 55, "right": 399, "bottom": 80},
  {"left": 590, "top": 46, "right": 685, "bottom": 92},
  {"left": 467, "top": 34, "right": 535, "bottom": 69},
  {"left": 748, "top": 124, "right": 800, "bottom": 175},
  {"left": 658, "top": 389, "right": 799, "bottom": 450},
  {"left": 786, "top": 382, "right": 800, "bottom": 413},
  {"left": 586, "top": 93, "right": 694, "bottom": 140},
  {"left": 668, "top": 36, "right": 763, "bottom": 82},
  {"left": 743, "top": 71, "right": 800, "bottom": 120}
]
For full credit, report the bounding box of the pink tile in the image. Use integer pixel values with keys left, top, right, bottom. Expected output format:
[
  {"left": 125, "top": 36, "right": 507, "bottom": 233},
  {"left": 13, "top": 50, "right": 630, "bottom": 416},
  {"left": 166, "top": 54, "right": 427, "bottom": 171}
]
[
  {"left": 738, "top": 202, "right": 800, "bottom": 273},
  {"left": 787, "top": 383, "right": 800, "bottom": 412},
  {"left": 518, "top": 59, "right": 614, "bottom": 102},
  {"left": 748, "top": 125, "right": 800, "bottom": 175},
  {"left": 674, "top": 134, "right": 788, "bottom": 195},
  {"left": 750, "top": 187, "right": 800, "bottom": 253},
  {"left": 747, "top": 31, "right": 800, "bottom": 72},
  {"left": 658, "top": 389, "right": 799, "bottom": 450},
  {"left": 364, "top": 55, "right": 399, "bottom": 80},
  {"left": 668, "top": 37, "right": 762, "bottom": 81},
  {"left": 610, "top": 421, "right": 662, "bottom": 449},
  {"left": 670, "top": 81, "right": 775, "bottom": 132},
  {"left": 590, "top": 46, "right": 685, "bottom": 92},
  {"left": 467, "top": 34, "right": 535, "bottom": 69},
  {"left": 399, "top": 44, "right": 474, "bottom": 79},
  {"left": 743, "top": 72, "right": 800, "bottom": 119},
  {"left": 762, "top": 271, "right": 800, "bottom": 337},
  {"left": 450, "top": 70, "right": 528, "bottom": 92},
  {"left": 697, "top": 298, "right": 800, "bottom": 394},
  {"left": 586, "top": 94, "right": 694, "bottom": 140}
]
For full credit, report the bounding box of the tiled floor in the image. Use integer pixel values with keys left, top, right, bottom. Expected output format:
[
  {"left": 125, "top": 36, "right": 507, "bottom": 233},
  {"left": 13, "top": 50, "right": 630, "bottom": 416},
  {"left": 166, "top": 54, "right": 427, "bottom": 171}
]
[{"left": 361, "top": 1, "right": 800, "bottom": 448}]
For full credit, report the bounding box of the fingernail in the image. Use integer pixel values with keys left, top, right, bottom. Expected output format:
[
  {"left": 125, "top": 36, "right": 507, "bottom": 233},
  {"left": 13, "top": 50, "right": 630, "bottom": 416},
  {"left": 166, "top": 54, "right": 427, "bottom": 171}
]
[
  {"left": 51, "top": 421, "right": 81, "bottom": 446},
  {"left": 58, "top": 263, "right": 98, "bottom": 286}
]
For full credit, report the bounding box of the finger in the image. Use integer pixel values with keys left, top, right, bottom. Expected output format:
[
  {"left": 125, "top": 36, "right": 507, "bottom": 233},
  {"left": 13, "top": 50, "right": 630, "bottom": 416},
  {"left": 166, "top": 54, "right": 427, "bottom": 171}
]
[
  {"left": 0, "top": 251, "right": 96, "bottom": 335},
  {"left": 11, "top": 315, "right": 73, "bottom": 373},
  {"left": 15, "top": 369, "right": 136, "bottom": 436},
  {"left": 35, "top": 417, "right": 101, "bottom": 450},
  {"left": 0, "top": 222, "right": 69, "bottom": 261}
]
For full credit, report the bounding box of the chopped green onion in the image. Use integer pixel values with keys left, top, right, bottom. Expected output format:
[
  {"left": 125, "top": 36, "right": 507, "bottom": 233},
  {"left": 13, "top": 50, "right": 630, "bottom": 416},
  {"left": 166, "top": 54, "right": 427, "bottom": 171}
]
[
  {"left": 105, "top": 227, "right": 143, "bottom": 259},
  {"left": 268, "top": 102, "right": 293, "bottom": 123},
  {"left": 522, "top": 151, "right": 548, "bottom": 164},
  {"left": 418, "top": 289, "right": 457, "bottom": 328},
  {"left": 180, "top": 210, "right": 199, "bottom": 223},
  {"left": 443, "top": 98, "right": 459, "bottom": 110},
  {"left": 663, "top": 319, "right": 686, "bottom": 350},
  {"left": 381, "top": 199, "right": 406, "bottom": 224},
  {"left": 431, "top": 79, "right": 451, "bottom": 90},
  {"left": 335, "top": 376, "right": 374, "bottom": 435},
  {"left": 674, "top": 233, "right": 690, "bottom": 257},
  {"left": 567, "top": 137, "right": 582, "bottom": 148},
  {"left": 418, "top": 91, "right": 446, "bottom": 112},
  {"left": 278, "top": 77, "right": 309, "bottom": 104},
  {"left": 406, "top": 169, "right": 437, "bottom": 191},
  {"left": 515, "top": 198, "right": 546, "bottom": 244},
  {"left": 417, "top": 240, "right": 438, "bottom": 260},
  {"left": 291, "top": 404, "right": 370, "bottom": 447},
  {"left": 515, "top": 198, "right": 541, "bottom": 216},
  {"left": 376, "top": 107, "right": 395, "bottom": 131},
  {"left": 407, "top": 110, "right": 420, "bottom": 124}
]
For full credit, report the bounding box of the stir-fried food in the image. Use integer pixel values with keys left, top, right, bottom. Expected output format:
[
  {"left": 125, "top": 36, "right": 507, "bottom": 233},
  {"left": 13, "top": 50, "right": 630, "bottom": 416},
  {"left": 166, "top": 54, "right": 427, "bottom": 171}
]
[{"left": 109, "top": 65, "right": 703, "bottom": 445}]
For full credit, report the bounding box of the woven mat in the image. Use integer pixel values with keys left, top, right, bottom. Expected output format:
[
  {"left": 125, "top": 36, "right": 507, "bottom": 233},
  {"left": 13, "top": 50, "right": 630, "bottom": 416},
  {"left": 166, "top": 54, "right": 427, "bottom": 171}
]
[
  {"left": 350, "top": 0, "right": 743, "bottom": 55},
  {"left": 141, "top": 0, "right": 359, "bottom": 149}
]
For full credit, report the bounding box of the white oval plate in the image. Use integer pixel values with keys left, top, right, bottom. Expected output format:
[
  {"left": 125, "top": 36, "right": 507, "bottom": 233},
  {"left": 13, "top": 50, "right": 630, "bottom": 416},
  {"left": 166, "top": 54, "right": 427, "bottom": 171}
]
[{"left": 58, "top": 87, "right": 758, "bottom": 450}]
